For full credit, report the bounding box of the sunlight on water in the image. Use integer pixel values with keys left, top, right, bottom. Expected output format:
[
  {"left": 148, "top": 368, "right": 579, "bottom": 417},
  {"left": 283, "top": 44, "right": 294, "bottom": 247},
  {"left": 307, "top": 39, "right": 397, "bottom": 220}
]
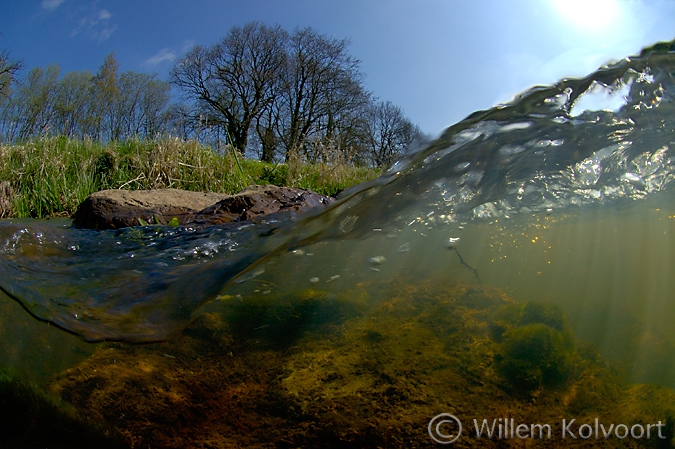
[
  {"left": 2, "top": 41, "right": 675, "bottom": 447},
  {"left": 211, "top": 188, "right": 675, "bottom": 387},
  {"left": 3, "top": 44, "right": 675, "bottom": 344}
]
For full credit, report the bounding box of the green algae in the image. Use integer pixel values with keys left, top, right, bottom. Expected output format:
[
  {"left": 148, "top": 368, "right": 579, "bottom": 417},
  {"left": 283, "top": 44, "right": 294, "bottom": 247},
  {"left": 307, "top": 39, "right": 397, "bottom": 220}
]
[
  {"left": 218, "top": 288, "right": 361, "bottom": 349},
  {"left": 41, "top": 276, "right": 675, "bottom": 448},
  {"left": 491, "top": 302, "right": 579, "bottom": 394},
  {"left": 495, "top": 323, "right": 578, "bottom": 394}
]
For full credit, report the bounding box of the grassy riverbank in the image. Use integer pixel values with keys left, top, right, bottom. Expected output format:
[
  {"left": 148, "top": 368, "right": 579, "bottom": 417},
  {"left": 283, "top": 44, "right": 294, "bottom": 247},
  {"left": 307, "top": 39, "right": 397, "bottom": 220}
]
[{"left": 0, "top": 137, "right": 379, "bottom": 219}]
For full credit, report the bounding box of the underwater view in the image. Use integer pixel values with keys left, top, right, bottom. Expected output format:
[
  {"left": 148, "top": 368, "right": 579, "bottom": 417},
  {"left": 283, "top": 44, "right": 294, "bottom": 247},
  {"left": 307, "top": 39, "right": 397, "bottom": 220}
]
[{"left": 3, "top": 42, "right": 675, "bottom": 447}]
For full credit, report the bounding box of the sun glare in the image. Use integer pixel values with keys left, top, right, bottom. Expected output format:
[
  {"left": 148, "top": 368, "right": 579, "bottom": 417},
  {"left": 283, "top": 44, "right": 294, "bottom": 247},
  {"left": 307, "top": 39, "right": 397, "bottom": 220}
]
[{"left": 550, "top": 0, "right": 621, "bottom": 34}]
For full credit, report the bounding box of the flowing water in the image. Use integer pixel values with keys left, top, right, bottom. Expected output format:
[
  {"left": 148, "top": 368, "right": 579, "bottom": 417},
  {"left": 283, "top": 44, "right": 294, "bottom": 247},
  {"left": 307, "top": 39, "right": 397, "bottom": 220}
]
[{"left": 2, "top": 43, "right": 675, "bottom": 447}]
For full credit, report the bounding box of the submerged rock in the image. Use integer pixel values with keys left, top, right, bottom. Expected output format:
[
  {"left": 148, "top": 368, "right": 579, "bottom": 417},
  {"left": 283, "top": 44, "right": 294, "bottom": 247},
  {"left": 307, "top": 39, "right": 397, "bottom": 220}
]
[{"left": 72, "top": 185, "right": 334, "bottom": 230}]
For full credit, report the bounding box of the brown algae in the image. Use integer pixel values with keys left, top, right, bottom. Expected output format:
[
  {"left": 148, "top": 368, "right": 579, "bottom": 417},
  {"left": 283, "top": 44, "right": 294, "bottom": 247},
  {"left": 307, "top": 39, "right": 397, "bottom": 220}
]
[{"left": 42, "top": 275, "right": 675, "bottom": 448}]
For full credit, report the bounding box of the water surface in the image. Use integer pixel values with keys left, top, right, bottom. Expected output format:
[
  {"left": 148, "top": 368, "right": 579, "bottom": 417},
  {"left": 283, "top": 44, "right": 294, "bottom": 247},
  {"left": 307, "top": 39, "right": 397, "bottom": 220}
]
[{"left": 2, "top": 41, "right": 675, "bottom": 447}]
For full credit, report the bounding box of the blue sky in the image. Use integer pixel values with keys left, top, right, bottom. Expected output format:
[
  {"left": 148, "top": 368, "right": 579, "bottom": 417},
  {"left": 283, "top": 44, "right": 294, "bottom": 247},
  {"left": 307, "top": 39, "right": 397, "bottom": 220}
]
[{"left": 1, "top": 0, "right": 675, "bottom": 136}]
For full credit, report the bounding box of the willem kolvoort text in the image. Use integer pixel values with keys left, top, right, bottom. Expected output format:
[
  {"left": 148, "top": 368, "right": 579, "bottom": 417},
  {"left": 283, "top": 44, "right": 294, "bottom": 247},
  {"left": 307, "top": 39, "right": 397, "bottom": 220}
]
[{"left": 473, "top": 418, "right": 666, "bottom": 440}]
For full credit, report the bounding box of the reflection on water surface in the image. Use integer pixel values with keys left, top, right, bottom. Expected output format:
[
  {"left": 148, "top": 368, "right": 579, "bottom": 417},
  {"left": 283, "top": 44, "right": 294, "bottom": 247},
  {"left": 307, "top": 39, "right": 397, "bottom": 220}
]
[{"left": 3, "top": 42, "right": 675, "bottom": 447}]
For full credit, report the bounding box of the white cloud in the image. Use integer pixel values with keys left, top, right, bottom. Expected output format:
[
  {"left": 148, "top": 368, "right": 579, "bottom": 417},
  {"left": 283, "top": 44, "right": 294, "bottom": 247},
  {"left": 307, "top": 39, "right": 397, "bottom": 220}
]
[
  {"left": 41, "top": 0, "right": 65, "bottom": 11},
  {"left": 99, "top": 25, "right": 117, "bottom": 43},
  {"left": 181, "top": 40, "right": 196, "bottom": 53},
  {"left": 70, "top": 7, "right": 116, "bottom": 42},
  {"left": 144, "top": 48, "right": 177, "bottom": 67}
]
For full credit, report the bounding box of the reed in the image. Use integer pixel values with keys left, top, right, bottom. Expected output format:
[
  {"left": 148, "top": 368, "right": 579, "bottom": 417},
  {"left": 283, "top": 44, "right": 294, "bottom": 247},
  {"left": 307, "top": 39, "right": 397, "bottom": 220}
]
[{"left": 0, "top": 136, "right": 379, "bottom": 219}]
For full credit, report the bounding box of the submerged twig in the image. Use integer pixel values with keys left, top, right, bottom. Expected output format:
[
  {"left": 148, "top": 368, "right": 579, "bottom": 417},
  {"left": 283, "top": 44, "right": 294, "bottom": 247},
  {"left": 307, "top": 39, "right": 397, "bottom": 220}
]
[{"left": 451, "top": 247, "right": 482, "bottom": 285}]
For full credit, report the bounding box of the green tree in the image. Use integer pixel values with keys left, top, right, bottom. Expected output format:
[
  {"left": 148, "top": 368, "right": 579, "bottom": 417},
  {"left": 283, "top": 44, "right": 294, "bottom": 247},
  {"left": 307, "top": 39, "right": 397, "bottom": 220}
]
[
  {"left": 0, "top": 51, "right": 173, "bottom": 142},
  {"left": 15, "top": 65, "right": 61, "bottom": 140},
  {"left": 89, "top": 52, "right": 120, "bottom": 140},
  {"left": 53, "top": 70, "right": 93, "bottom": 137}
]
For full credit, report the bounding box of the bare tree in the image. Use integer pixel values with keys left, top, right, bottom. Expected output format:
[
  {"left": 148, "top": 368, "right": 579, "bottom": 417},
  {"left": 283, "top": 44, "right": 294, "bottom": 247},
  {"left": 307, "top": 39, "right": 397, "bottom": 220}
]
[
  {"left": 254, "top": 104, "right": 280, "bottom": 162},
  {"left": 171, "top": 22, "right": 287, "bottom": 152},
  {"left": 0, "top": 45, "right": 22, "bottom": 98},
  {"left": 110, "top": 72, "right": 170, "bottom": 139},
  {"left": 165, "top": 102, "right": 199, "bottom": 140},
  {"left": 278, "top": 27, "right": 369, "bottom": 161},
  {"left": 139, "top": 77, "right": 170, "bottom": 137},
  {"left": 365, "top": 100, "right": 422, "bottom": 167},
  {"left": 111, "top": 71, "right": 145, "bottom": 139},
  {"left": 170, "top": 23, "right": 375, "bottom": 162}
]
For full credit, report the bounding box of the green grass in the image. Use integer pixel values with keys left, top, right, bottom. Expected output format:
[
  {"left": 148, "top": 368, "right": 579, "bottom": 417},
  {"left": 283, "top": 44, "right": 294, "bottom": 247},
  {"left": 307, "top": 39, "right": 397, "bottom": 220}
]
[{"left": 0, "top": 136, "right": 379, "bottom": 219}]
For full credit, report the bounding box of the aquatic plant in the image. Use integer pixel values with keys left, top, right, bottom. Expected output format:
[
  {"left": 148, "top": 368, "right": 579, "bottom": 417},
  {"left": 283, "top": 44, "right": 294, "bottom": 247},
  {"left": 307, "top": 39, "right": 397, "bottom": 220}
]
[
  {"left": 491, "top": 302, "right": 579, "bottom": 394},
  {"left": 220, "top": 288, "right": 361, "bottom": 349},
  {"left": 42, "top": 276, "right": 675, "bottom": 447},
  {"left": 495, "top": 322, "right": 578, "bottom": 394},
  {"left": 519, "top": 301, "right": 566, "bottom": 331},
  {"left": 494, "top": 300, "right": 563, "bottom": 326},
  {"left": 5, "top": 38, "right": 675, "bottom": 449}
]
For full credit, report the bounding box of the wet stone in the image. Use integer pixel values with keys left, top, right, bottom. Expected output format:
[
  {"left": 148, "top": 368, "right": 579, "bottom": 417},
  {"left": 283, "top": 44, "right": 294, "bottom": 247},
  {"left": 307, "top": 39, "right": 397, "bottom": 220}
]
[{"left": 72, "top": 185, "right": 334, "bottom": 230}]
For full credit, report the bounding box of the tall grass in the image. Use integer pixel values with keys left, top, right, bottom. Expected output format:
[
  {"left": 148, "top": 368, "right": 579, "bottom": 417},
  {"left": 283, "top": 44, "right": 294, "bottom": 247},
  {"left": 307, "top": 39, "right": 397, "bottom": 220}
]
[
  {"left": 0, "top": 137, "right": 379, "bottom": 219},
  {"left": 285, "top": 140, "right": 378, "bottom": 198}
]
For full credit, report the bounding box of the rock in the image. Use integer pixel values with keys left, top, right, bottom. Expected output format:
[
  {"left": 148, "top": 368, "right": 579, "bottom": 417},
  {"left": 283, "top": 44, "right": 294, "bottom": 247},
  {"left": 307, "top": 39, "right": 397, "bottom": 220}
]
[
  {"left": 72, "top": 186, "right": 334, "bottom": 230},
  {"left": 72, "top": 189, "right": 230, "bottom": 230},
  {"left": 192, "top": 185, "right": 334, "bottom": 227}
]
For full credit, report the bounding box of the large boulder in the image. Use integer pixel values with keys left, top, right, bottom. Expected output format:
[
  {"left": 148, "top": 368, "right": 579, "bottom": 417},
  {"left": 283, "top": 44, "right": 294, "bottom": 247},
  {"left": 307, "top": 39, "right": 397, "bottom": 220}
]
[{"left": 72, "top": 185, "right": 334, "bottom": 230}]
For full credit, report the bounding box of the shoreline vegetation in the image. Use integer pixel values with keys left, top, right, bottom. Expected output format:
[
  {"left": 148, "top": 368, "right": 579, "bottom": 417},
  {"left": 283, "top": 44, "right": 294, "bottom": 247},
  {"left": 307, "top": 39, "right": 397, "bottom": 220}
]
[
  {"left": 0, "top": 22, "right": 424, "bottom": 222},
  {"left": 0, "top": 136, "right": 380, "bottom": 220}
]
